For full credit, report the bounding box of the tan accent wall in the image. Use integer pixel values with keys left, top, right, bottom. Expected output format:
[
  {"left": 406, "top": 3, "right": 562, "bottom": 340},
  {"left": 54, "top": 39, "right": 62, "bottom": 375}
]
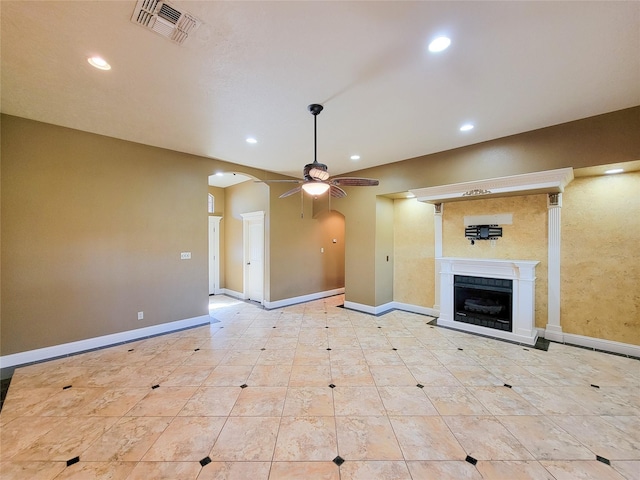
[
  {"left": 442, "top": 195, "right": 549, "bottom": 328},
  {"left": 393, "top": 199, "right": 435, "bottom": 308},
  {"left": 561, "top": 173, "right": 640, "bottom": 344}
]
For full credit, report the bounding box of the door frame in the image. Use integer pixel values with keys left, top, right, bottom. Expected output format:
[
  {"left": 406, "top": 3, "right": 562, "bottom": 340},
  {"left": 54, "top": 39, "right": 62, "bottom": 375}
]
[
  {"left": 241, "top": 210, "right": 265, "bottom": 304},
  {"left": 208, "top": 215, "right": 222, "bottom": 295}
]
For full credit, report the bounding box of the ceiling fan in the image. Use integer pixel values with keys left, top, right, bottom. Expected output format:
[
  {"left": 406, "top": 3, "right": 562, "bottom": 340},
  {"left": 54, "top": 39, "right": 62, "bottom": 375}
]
[{"left": 268, "top": 104, "right": 379, "bottom": 198}]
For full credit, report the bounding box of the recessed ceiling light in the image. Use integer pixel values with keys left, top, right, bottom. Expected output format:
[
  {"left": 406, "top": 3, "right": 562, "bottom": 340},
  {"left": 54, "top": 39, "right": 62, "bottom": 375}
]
[
  {"left": 87, "top": 56, "right": 111, "bottom": 70},
  {"left": 350, "top": 155, "right": 360, "bottom": 160},
  {"left": 215, "top": 172, "right": 224, "bottom": 176},
  {"left": 428, "top": 36, "right": 451, "bottom": 53},
  {"left": 460, "top": 123, "right": 474, "bottom": 132},
  {"left": 604, "top": 168, "right": 624, "bottom": 174},
  {"left": 246, "top": 138, "right": 257, "bottom": 144}
]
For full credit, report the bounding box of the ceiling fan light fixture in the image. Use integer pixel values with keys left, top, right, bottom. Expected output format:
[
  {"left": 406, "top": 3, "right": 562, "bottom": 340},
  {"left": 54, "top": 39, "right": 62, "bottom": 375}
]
[{"left": 302, "top": 182, "right": 330, "bottom": 196}]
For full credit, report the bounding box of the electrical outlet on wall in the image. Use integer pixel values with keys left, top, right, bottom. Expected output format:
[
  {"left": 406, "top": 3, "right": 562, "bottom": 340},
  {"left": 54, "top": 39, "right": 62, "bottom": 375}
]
[
  {"left": 138, "top": 311, "right": 144, "bottom": 320},
  {"left": 180, "top": 252, "right": 191, "bottom": 260}
]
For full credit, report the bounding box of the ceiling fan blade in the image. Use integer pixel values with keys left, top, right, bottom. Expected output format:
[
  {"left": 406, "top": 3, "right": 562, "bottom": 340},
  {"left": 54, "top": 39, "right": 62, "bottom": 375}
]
[
  {"left": 330, "top": 185, "right": 347, "bottom": 198},
  {"left": 331, "top": 177, "right": 379, "bottom": 187},
  {"left": 279, "top": 186, "right": 303, "bottom": 198},
  {"left": 259, "top": 179, "right": 303, "bottom": 183}
]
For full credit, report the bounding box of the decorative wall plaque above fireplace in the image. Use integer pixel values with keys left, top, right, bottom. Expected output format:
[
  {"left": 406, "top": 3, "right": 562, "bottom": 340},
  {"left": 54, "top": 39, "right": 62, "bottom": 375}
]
[{"left": 438, "top": 258, "right": 539, "bottom": 345}]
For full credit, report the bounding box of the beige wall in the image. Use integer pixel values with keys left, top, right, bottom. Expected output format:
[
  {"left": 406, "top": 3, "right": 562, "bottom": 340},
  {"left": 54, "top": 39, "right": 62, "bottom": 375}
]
[
  {"left": 393, "top": 199, "right": 435, "bottom": 308},
  {"left": 375, "top": 197, "right": 394, "bottom": 305},
  {"left": 562, "top": 173, "right": 640, "bottom": 344},
  {"left": 335, "top": 187, "right": 378, "bottom": 306},
  {"left": 223, "top": 180, "right": 269, "bottom": 295},
  {"left": 208, "top": 186, "right": 225, "bottom": 288},
  {"left": 268, "top": 186, "right": 346, "bottom": 301},
  {"left": 1, "top": 116, "right": 212, "bottom": 354},
  {"left": 442, "top": 195, "right": 549, "bottom": 328}
]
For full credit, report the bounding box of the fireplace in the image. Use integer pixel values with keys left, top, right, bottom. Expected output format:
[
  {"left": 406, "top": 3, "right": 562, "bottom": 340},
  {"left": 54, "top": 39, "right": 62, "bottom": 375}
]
[
  {"left": 438, "top": 258, "right": 539, "bottom": 345},
  {"left": 454, "top": 275, "right": 512, "bottom": 331}
]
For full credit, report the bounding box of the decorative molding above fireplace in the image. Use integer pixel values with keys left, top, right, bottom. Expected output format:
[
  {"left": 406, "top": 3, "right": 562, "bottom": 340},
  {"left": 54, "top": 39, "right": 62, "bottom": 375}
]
[
  {"left": 410, "top": 168, "right": 574, "bottom": 204},
  {"left": 438, "top": 257, "right": 539, "bottom": 345}
]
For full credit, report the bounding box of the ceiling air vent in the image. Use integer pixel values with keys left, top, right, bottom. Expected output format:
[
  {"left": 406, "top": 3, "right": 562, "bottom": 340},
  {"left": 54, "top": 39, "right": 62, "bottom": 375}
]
[{"left": 131, "top": 0, "right": 201, "bottom": 45}]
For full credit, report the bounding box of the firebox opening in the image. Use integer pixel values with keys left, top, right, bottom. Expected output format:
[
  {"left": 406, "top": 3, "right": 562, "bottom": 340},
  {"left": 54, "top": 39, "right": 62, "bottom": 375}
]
[{"left": 454, "top": 275, "right": 513, "bottom": 331}]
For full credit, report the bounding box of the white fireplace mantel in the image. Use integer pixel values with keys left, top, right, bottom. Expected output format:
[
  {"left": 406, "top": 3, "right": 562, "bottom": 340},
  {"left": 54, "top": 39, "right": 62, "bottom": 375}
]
[
  {"left": 438, "top": 257, "right": 539, "bottom": 345},
  {"left": 410, "top": 168, "right": 574, "bottom": 204}
]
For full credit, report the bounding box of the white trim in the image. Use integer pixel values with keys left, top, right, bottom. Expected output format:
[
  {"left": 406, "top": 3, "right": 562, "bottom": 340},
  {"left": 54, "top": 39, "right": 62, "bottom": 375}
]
[
  {"left": 544, "top": 323, "right": 565, "bottom": 342},
  {"left": 344, "top": 301, "right": 393, "bottom": 315},
  {"left": 221, "top": 288, "right": 245, "bottom": 300},
  {"left": 541, "top": 331, "right": 640, "bottom": 358},
  {"left": 547, "top": 194, "right": 563, "bottom": 336},
  {"left": 264, "top": 288, "right": 345, "bottom": 309},
  {"left": 434, "top": 206, "right": 443, "bottom": 312},
  {"left": 241, "top": 210, "right": 265, "bottom": 305},
  {"left": 391, "top": 301, "right": 439, "bottom": 318},
  {"left": 0, "top": 315, "right": 211, "bottom": 370},
  {"left": 209, "top": 215, "right": 223, "bottom": 295},
  {"left": 343, "top": 300, "right": 438, "bottom": 318},
  {"left": 411, "top": 167, "right": 574, "bottom": 204}
]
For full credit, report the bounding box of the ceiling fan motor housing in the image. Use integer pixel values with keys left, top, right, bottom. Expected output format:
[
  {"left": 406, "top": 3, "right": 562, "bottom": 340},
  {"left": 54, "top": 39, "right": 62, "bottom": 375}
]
[{"left": 304, "top": 162, "right": 329, "bottom": 181}]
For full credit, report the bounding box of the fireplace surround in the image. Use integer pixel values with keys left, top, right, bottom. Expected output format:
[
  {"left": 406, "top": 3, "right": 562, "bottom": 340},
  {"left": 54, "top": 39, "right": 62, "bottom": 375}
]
[{"left": 438, "top": 257, "right": 539, "bottom": 345}]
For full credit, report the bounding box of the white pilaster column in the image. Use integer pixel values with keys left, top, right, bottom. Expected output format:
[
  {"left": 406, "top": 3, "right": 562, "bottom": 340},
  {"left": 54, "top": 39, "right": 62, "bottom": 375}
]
[
  {"left": 546, "top": 193, "right": 564, "bottom": 342},
  {"left": 434, "top": 203, "right": 443, "bottom": 311}
]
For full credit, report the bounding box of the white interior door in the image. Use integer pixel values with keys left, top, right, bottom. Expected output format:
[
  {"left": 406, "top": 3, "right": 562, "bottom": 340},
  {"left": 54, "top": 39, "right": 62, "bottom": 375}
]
[
  {"left": 208, "top": 216, "right": 222, "bottom": 295},
  {"left": 242, "top": 211, "right": 264, "bottom": 303}
]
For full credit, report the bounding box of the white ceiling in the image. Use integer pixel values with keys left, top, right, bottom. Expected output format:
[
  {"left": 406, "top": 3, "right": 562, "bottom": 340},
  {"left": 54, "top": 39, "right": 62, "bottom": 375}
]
[{"left": 2, "top": 1, "right": 639, "bottom": 182}]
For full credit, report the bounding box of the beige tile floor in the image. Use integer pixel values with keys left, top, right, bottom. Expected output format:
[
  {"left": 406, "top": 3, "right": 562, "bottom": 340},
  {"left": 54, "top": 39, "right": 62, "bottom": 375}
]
[{"left": 1, "top": 294, "right": 639, "bottom": 479}]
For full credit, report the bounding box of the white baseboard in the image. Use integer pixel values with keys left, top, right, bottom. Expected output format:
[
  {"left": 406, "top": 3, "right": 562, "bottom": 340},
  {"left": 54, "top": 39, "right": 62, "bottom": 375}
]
[
  {"left": 561, "top": 332, "right": 640, "bottom": 358},
  {"left": 221, "top": 288, "right": 245, "bottom": 300},
  {"left": 343, "top": 300, "right": 393, "bottom": 315},
  {"left": 264, "top": 288, "right": 345, "bottom": 309},
  {"left": 343, "top": 300, "right": 439, "bottom": 318},
  {"left": 0, "top": 314, "right": 211, "bottom": 370},
  {"left": 544, "top": 323, "right": 565, "bottom": 342},
  {"left": 391, "top": 301, "right": 439, "bottom": 318}
]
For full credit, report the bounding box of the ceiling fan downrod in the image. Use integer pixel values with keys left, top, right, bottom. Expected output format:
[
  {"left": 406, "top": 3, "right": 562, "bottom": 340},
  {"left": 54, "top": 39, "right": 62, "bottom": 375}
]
[{"left": 308, "top": 104, "right": 323, "bottom": 165}]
